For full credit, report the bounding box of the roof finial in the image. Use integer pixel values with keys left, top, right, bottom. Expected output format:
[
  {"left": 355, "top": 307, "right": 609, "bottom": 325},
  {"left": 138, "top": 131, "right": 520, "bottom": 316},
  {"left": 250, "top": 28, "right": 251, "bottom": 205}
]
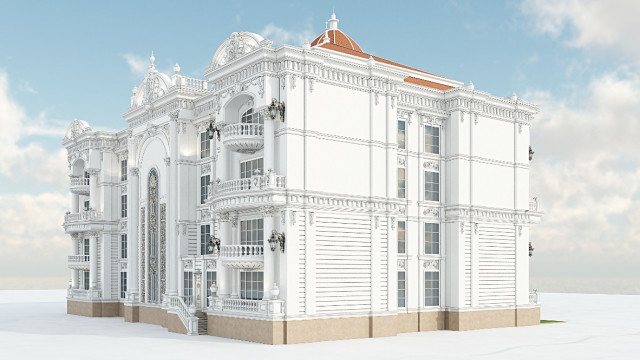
[
  {"left": 328, "top": 11, "right": 339, "bottom": 30},
  {"left": 323, "top": 21, "right": 330, "bottom": 44},
  {"left": 150, "top": 51, "right": 156, "bottom": 68}
]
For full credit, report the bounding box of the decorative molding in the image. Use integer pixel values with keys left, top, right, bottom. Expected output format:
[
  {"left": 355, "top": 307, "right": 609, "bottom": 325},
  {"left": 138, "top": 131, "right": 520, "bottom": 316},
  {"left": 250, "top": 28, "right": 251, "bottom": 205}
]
[
  {"left": 423, "top": 207, "right": 439, "bottom": 217},
  {"left": 423, "top": 259, "right": 439, "bottom": 270},
  {"left": 308, "top": 77, "right": 315, "bottom": 93},
  {"left": 169, "top": 109, "right": 180, "bottom": 121},
  {"left": 201, "top": 163, "right": 211, "bottom": 174},
  {"left": 290, "top": 210, "right": 297, "bottom": 226},
  {"left": 374, "top": 216, "right": 379, "bottom": 229},
  {"left": 129, "top": 167, "right": 139, "bottom": 177},
  {"left": 308, "top": 211, "right": 314, "bottom": 226},
  {"left": 163, "top": 157, "right": 171, "bottom": 166},
  {"left": 262, "top": 206, "right": 277, "bottom": 218},
  {"left": 397, "top": 156, "right": 406, "bottom": 167},
  {"left": 206, "top": 260, "right": 217, "bottom": 270},
  {"left": 397, "top": 259, "right": 406, "bottom": 270},
  {"left": 219, "top": 212, "right": 231, "bottom": 223},
  {"left": 374, "top": 92, "right": 379, "bottom": 106},
  {"left": 231, "top": 214, "right": 238, "bottom": 228},
  {"left": 391, "top": 217, "right": 396, "bottom": 230},
  {"left": 120, "top": 262, "right": 128, "bottom": 270},
  {"left": 201, "top": 208, "right": 212, "bottom": 222},
  {"left": 518, "top": 225, "right": 523, "bottom": 236},
  {"left": 474, "top": 223, "right": 479, "bottom": 235},
  {"left": 280, "top": 210, "right": 286, "bottom": 225},
  {"left": 460, "top": 222, "right": 465, "bottom": 234},
  {"left": 120, "top": 220, "right": 127, "bottom": 231},
  {"left": 423, "top": 161, "right": 439, "bottom": 171},
  {"left": 183, "top": 260, "right": 193, "bottom": 269},
  {"left": 290, "top": 74, "right": 297, "bottom": 89}
]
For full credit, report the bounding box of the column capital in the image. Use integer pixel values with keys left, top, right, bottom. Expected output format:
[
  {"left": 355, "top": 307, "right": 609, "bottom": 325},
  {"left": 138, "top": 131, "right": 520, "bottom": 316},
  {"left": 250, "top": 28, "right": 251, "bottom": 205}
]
[
  {"left": 86, "top": 168, "right": 100, "bottom": 176},
  {"left": 261, "top": 206, "right": 279, "bottom": 218},
  {"left": 129, "top": 167, "right": 140, "bottom": 177},
  {"left": 88, "top": 231, "right": 101, "bottom": 239}
]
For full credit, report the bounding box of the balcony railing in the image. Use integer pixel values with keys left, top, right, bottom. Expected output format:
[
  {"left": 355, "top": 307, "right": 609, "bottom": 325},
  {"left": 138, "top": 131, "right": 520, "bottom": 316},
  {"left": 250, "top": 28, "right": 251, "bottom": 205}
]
[
  {"left": 70, "top": 177, "right": 90, "bottom": 195},
  {"left": 65, "top": 210, "right": 103, "bottom": 223},
  {"left": 219, "top": 245, "right": 264, "bottom": 269},
  {"left": 210, "top": 298, "right": 284, "bottom": 316},
  {"left": 222, "top": 123, "right": 264, "bottom": 153},
  {"left": 67, "top": 255, "right": 90, "bottom": 270},
  {"left": 209, "top": 173, "right": 286, "bottom": 198},
  {"left": 529, "top": 197, "right": 539, "bottom": 212},
  {"left": 529, "top": 291, "right": 540, "bottom": 305}
]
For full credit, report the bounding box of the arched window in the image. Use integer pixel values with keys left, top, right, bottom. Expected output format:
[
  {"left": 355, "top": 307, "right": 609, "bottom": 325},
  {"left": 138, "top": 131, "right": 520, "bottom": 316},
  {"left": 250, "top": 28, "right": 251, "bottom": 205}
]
[
  {"left": 240, "top": 108, "right": 263, "bottom": 124},
  {"left": 147, "top": 169, "right": 159, "bottom": 303}
]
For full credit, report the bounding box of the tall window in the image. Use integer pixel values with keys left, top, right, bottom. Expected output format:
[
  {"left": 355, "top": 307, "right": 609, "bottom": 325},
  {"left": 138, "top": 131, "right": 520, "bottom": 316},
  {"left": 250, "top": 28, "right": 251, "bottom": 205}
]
[
  {"left": 206, "top": 271, "right": 216, "bottom": 306},
  {"left": 121, "top": 159, "right": 128, "bottom": 181},
  {"left": 241, "top": 108, "right": 264, "bottom": 124},
  {"left": 424, "top": 125, "right": 440, "bottom": 154},
  {"left": 398, "top": 168, "right": 406, "bottom": 198},
  {"left": 83, "top": 239, "right": 90, "bottom": 256},
  {"left": 200, "top": 225, "right": 211, "bottom": 255},
  {"left": 241, "top": 219, "right": 263, "bottom": 245},
  {"left": 424, "top": 171, "right": 439, "bottom": 201},
  {"left": 120, "top": 272, "right": 127, "bottom": 298},
  {"left": 398, "top": 120, "right": 406, "bottom": 150},
  {"left": 424, "top": 271, "right": 439, "bottom": 306},
  {"left": 83, "top": 271, "right": 90, "bottom": 290},
  {"left": 240, "top": 158, "right": 264, "bottom": 179},
  {"left": 397, "top": 221, "right": 406, "bottom": 254},
  {"left": 121, "top": 194, "right": 127, "bottom": 218},
  {"left": 121, "top": 234, "right": 127, "bottom": 259},
  {"left": 83, "top": 200, "right": 90, "bottom": 211},
  {"left": 148, "top": 169, "right": 159, "bottom": 303},
  {"left": 183, "top": 272, "right": 193, "bottom": 305},
  {"left": 200, "top": 175, "right": 210, "bottom": 204},
  {"left": 398, "top": 271, "right": 406, "bottom": 308},
  {"left": 240, "top": 271, "right": 264, "bottom": 300},
  {"left": 424, "top": 223, "right": 440, "bottom": 254},
  {"left": 200, "top": 132, "right": 210, "bottom": 159}
]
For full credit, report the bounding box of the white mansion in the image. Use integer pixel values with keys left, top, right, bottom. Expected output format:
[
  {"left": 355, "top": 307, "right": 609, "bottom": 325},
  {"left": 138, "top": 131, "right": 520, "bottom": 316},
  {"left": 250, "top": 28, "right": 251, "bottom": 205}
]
[{"left": 63, "top": 14, "right": 542, "bottom": 344}]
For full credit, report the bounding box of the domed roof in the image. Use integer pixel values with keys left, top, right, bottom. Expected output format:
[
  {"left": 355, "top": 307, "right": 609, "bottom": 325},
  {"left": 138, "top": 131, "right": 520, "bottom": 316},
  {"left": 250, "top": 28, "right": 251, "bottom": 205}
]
[
  {"left": 130, "top": 52, "right": 173, "bottom": 108},
  {"left": 65, "top": 119, "right": 92, "bottom": 140},
  {"left": 310, "top": 13, "right": 362, "bottom": 52}
]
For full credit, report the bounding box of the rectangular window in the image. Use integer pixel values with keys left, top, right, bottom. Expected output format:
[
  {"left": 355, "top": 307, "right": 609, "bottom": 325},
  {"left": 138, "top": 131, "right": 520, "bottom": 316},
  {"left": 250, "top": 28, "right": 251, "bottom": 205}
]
[
  {"left": 83, "top": 200, "right": 90, "bottom": 211},
  {"left": 200, "top": 132, "right": 210, "bottom": 159},
  {"left": 424, "top": 271, "right": 440, "bottom": 306},
  {"left": 424, "top": 171, "right": 439, "bottom": 201},
  {"left": 83, "top": 271, "right": 90, "bottom": 290},
  {"left": 121, "top": 234, "right": 127, "bottom": 259},
  {"left": 240, "top": 271, "right": 264, "bottom": 300},
  {"left": 206, "top": 271, "right": 217, "bottom": 306},
  {"left": 398, "top": 271, "right": 406, "bottom": 308},
  {"left": 398, "top": 168, "right": 406, "bottom": 198},
  {"left": 398, "top": 120, "right": 406, "bottom": 150},
  {"left": 121, "top": 159, "right": 128, "bottom": 181},
  {"left": 183, "top": 272, "right": 193, "bottom": 305},
  {"left": 241, "top": 108, "right": 264, "bottom": 124},
  {"left": 83, "top": 239, "right": 90, "bottom": 256},
  {"left": 240, "top": 219, "right": 263, "bottom": 245},
  {"left": 200, "top": 175, "right": 210, "bottom": 204},
  {"left": 200, "top": 225, "right": 211, "bottom": 255},
  {"left": 121, "top": 194, "right": 127, "bottom": 218},
  {"left": 424, "top": 125, "right": 440, "bottom": 154},
  {"left": 398, "top": 221, "right": 406, "bottom": 254},
  {"left": 120, "top": 272, "right": 127, "bottom": 298},
  {"left": 424, "top": 223, "right": 440, "bottom": 254},
  {"left": 240, "top": 158, "right": 264, "bottom": 179}
]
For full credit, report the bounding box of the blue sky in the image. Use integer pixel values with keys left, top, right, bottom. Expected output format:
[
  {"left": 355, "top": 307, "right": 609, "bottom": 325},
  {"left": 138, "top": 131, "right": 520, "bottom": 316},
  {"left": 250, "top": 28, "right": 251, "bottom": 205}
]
[{"left": 1, "top": 0, "right": 639, "bottom": 292}]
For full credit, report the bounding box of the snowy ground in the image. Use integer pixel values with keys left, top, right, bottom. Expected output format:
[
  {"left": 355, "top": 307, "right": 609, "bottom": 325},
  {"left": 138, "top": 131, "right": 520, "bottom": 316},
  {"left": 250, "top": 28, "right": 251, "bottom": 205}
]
[{"left": 1, "top": 291, "right": 639, "bottom": 359}]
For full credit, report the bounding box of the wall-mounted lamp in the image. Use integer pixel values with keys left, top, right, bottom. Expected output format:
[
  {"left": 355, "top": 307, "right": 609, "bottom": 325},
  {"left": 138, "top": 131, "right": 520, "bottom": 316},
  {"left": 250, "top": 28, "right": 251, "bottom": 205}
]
[
  {"left": 529, "top": 146, "right": 534, "bottom": 161},
  {"left": 268, "top": 98, "right": 285, "bottom": 122},
  {"left": 208, "top": 236, "right": 221, "bottom": 255},
  {"left": 529, "top": 242, "right": 534, "bottom": 257},
  {"left": 268, "top": 230, "right": 285, "bottom": 253},
  {"left": 207, "top": 122, "right": 221, "bottom": 140}
]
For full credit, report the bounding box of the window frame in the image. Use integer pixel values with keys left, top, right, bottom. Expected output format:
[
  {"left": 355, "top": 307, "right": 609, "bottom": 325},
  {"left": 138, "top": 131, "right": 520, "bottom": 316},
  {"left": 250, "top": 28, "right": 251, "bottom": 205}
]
[
  {"left": 121, "top": 194, "right": 127, "bottom": 218},
  {"left": 424, "top": 223, "right": 440, "bottom": 255},
  {"left": 424, "top": 271, "right": 440, "bottom": 307},
  {"left": 120, "top": 271, "right": 127, "bottom": 298},
  {"left": 398, "top": 119, "right": 406, "bottom": 150},
  {"left": 397, "top": 221, "right": 406, "bottom": 254},
  {"left": 200, "top": 132, "right": 210, "bottom": 159},
  {"left": 200, "top": 175, "right": 210, "bottom": 204},
  {"left": 120, "top": 234, "right": 127, "bottom": 259},
  {"left": 424, "top": 171, "right": 439, "bottom": 202},
  {"left": 398, "top": 168, "right": 406, "bottom": 199},
  {"left": 200, "top": 224, "right": 211, "bottom": 255},
  {"left": 424, "top": 124, "right": 440, "bottom": 154},
  {"left": 240, "top": 271, "right": 264, "bottom": 300},
  {"left": 398, "top": 271, "right": 406, "bottom": 308},
  {"left": 121, "top": 159, "right": 128, "bottom": 181}
]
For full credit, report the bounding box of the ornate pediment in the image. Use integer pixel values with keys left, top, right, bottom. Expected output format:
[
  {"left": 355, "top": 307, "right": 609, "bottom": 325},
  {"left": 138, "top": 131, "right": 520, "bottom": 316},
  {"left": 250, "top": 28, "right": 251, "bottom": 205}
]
[{"left": 209, "top": 32, "right": 272, "bottom": 70}]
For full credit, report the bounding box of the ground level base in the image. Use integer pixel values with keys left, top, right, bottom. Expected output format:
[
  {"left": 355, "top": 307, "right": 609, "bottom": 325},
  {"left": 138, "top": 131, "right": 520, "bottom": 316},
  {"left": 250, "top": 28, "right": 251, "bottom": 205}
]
[{"left": 67, "top": 300, "right": 539, "bottom": 344}]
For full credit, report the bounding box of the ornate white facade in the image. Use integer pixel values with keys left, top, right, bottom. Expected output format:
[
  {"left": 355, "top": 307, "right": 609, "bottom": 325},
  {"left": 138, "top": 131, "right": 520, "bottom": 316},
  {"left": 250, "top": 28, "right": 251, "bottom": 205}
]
[{"left": 63, "top": 14, "right": 542, "bottom": 343}]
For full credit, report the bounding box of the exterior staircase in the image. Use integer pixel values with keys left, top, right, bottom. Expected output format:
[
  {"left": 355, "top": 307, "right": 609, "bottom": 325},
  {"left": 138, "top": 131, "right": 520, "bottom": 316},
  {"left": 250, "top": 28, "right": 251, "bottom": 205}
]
[{"left": 194, "top": 310, "right": 208, "bottom": 335}]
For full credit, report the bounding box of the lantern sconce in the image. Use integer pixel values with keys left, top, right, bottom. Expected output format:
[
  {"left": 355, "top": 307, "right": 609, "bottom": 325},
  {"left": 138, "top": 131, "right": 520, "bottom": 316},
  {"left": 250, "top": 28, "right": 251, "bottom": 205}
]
[
  {"left": 268, "top": 230, "right": 286, "bottom": 253},
  {"left": 529, "top": 242, "right": 534, "bottom": 257},
  {"left": 207, "top": 122, "right": 222, "bottom": 141},
  {"left": 208, "top": 236, "right": 221, "bottom": 255},
  {"left": 268, "top": 98, "right": 285, "bottom": 122},
  {"left": 529, "top": 146, "right": 534, "bottom": 161}
]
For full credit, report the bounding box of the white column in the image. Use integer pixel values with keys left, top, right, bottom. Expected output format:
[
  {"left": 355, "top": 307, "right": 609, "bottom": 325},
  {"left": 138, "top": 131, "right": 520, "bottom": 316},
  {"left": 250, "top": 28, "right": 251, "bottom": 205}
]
[
  {"left": 262, "top": 212, "right": 275, "bottom": 300},
  {"left": 72, "top": 194, "right": 79, "bottom": 213},
  {"left": 89, "top": 232, "right": 99, "bottom": 290},
  {"left": 71, "top": 236, "right": 79, "bottom": 289},
  {"left": 264, "top": 119, "right": 275, "bottom": 173},
  {"left": 167, "top": 112, "right": 179, "bottom": 296},
  {"left": 217, "top": 219, "right": 230, "bottom": 297},
  {"left": 88, "top": 169, "right": 100, "bottom": 210},
  {"left": 127, "top": 166, "right": 140, "bottom": 300}
]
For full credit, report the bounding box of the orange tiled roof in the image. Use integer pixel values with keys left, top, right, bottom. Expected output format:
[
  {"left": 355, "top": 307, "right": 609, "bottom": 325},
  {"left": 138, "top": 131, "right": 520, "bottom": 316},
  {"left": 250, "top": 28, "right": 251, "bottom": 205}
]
[{"left": 310, "top": 29, "right": 362, "bottom": 52}]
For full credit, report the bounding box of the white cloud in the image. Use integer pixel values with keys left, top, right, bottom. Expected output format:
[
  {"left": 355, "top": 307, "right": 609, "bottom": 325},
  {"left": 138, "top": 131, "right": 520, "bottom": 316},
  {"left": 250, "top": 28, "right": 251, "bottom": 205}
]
[
  {"left": 18, "top": 80, "right": 36, "bottom": 94},
  {"left": 260, "top": 23, "right": 315, "bottom": 47},
  {"left": 527, "top": 70, "right": 640, "bottom": 272},
  {"left": 522, "top": 0, "right": 640, "bottom": 63},
  {"left": 123, "top": 53, "right": 149, "bottom": 77},
  {"left": 0, "top": 72, "right": 68, "bottom": 188}
]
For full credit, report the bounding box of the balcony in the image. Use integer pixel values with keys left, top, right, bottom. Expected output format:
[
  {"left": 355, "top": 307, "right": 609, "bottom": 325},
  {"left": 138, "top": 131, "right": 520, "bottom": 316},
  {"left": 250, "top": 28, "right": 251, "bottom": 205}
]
[
  {"left": 207, "top": 172, "right": 286, "bottom": 213},
  {"left": 222, "top": 123, "right": 264, "bottom": 153},
  {"left": 70, "top": 177, "right": 90, "bottom": 195},
  {"left": 529, "top": 197, "right": 539, "bottom": 212},
  {"left": 67, "top": 255, "right": 90, "bottom": 270},
  {"left": 219, "top": 244, "right": 264, "bottom": 269},
  {"left": 210, "top": 173, "right": 286, "bottom": 197},
  {"left": 210, "top": 298, "right": 284, "bottom": 317},
  {"left": 63, "top": 210, "right": 104, "bottom": 233}
]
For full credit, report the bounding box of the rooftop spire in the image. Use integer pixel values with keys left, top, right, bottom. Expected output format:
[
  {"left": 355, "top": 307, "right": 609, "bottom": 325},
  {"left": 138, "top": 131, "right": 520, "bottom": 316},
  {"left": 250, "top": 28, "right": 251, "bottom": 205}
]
[
  {"left": 149, "top": 51, "right": 156, "bottom": 69},
  {"left": 328, "top": 11, "right": 339, "bottom": 30}
]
